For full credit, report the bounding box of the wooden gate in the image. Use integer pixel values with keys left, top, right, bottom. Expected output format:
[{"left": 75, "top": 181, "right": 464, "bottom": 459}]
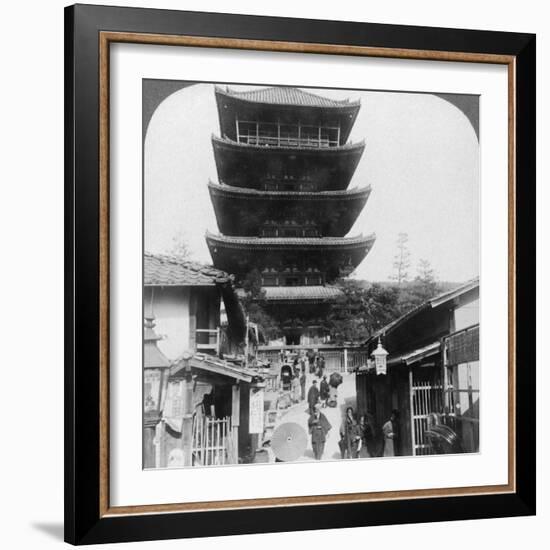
[
  {"left": 410, "top": 377, "right": 443, "bottom": 455},
  {"left": 192, "top": 414, "right": 233, "bottom": 466}
]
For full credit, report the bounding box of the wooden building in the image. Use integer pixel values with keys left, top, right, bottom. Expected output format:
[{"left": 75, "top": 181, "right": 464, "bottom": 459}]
[
  {"left": 356, "top": 279, "right": 480, "bottom": 456},
  {"left": 161, "top": 354, "right": 265, "bottom": 468},
  {"left": 143, "top": 253, "right": 266, "bottom": 468},
  {"left": 206, "top": 86, "right": 375, "bottom": 345},
  {"left": 144, "top": 252, "right": 246, "bottom": 359}
]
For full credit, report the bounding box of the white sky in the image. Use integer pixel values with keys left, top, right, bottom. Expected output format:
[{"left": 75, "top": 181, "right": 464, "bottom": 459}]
[{"left": 144, "top": 83, "right": 479, "bottom": 282}]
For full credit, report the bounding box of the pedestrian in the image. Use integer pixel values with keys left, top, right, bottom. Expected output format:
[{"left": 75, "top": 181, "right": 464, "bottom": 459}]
[
  {"left": 318, "top": 353, "right": 325, "bottom": 378},
  {"left": 382, "top": 409, "right": 400, "bottom": 457},
  {"left": 293, "top": 357, "right": 300, "bottom": 377},
  {"left": 319, "top": 375, "right": 329, "bottom": 407},
  {"left": 308, "top": 403, "right": 332, "bottom": 460},
  {"left": 300, "top": 355, "right": 306, "bottom": 374},
  {"left": 299, "top": 371, "right": 306, "bottom": 401},
  {"left": 291, "top": 374, "right": 300, "bottom": 403},
  {"left": 307, "top": 379, "right": 320, "bottom": 414},
  {"left": 307, "top": 349, "right": 315, "bottom": 374},
  {"left": 358, "top": 412, "right": 376, "bottom": 458},
  {"left": 339, "top": 407, "right": 361, "bottom": 459}
]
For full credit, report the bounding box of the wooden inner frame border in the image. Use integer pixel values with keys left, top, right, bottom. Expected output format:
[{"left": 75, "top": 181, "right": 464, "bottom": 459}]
[{"left": 98, "top": 31, "right": 517, "bottom": 518}]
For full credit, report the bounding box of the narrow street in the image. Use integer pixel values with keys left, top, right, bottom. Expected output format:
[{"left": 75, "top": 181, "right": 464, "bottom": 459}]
[{"left": 271, "top": 372, "right": 357, "bottom": 462}]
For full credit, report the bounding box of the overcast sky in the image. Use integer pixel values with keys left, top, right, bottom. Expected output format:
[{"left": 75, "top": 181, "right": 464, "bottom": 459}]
[{"left": 144, "top": 83, "right": 479, "bottom": 283}]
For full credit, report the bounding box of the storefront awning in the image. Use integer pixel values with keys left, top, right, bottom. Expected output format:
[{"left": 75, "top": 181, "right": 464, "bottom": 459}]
[
  {"left": 171, "top": 353, "right": 255, "bottom": 383},
  {"left": 387, "top": 341, "right": 441, "bottom": 367}
]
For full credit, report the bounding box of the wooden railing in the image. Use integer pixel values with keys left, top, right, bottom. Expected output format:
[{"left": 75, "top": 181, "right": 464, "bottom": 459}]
[
  {"left": 195, "top": 328, "right": 220, "bottom": 355},
  {"left": 236, "top": 120, "right": 341, "bottom": 149}
]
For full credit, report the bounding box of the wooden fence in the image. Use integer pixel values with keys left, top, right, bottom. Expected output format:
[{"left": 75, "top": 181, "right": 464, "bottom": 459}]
[
  {"left": 192, "top": 414, "right": 233, "bottom": 466},
  {"left": 257, "top": 348, "right": 370, "bottom": 374},
  {"left": 410, "top": 380, "right": 444, "bottom": 456}
]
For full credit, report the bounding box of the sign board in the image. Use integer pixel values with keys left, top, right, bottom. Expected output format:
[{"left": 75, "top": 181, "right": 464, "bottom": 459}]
[
  {"left": 144, "top": 369, "right": 161, "bottom": 412},
  {"left": 163, "top": 380, "right": 184, "bottom": 419},
  {"left": 249, "top": 387, "right": 264, "bottom": 434},
  {"left": 446, "top": 325, "right": 480, "bottom": 365}
]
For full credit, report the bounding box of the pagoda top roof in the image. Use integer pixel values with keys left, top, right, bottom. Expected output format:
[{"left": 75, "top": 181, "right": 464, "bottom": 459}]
[
  {"left": 206, "top": 231, "right": 375, "bottom": 249},
  {"left": 216, "top": 86, "right": 360, "bottom": 109}
]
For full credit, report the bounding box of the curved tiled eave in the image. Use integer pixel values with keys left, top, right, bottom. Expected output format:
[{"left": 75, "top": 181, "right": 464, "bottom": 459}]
[
  {"left": 206, "top": 231, "right": 375, "bottom": 250},
  {"left": 212, "top": 135, "right": 365, "bottom": 191},
  {"left": 205, "top": 232, "right": 375, "bottom": 283},
  {"left": 208, "top": 181, "right": 371, "bottom": 237}
]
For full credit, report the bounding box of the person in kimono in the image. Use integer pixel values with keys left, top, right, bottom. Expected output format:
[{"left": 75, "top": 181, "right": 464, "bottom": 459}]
[
  {"left": 308, "top": 403, "right": 332, "bottom": 460},
  {"left": 382, "top": 409, "right": 400, "bottom": 457},
  {"left": 291, "top": 374, "right": 301, "bottom": 403},
  {"left": 307, "top": 379, "right": 320, "bottom": 414},
  {"left": 319, "top": 375, "right": 330, "bottom": 407},
  {"left": 359, "top": 412, "right": 377, "bottom": 458},
  {"left": 339, "top": 407, "right": 361, "bottom": 459},
  {"left": 299, "top": 371, "right": 307, "bottom": 401}
]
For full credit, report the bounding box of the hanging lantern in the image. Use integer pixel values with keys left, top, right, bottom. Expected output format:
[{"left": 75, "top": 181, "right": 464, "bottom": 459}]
[{"left": 372, "top": 337, "right": 389, "bottom": 376}]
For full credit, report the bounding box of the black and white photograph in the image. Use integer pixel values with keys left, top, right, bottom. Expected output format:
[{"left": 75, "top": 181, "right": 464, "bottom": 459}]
[{"left": 142, "top": 81, "right": 480, "bottom": 469}]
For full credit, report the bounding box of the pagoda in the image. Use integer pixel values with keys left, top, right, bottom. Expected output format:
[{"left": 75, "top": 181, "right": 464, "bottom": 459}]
[{"left": 206, "top": 86, "right": 375, "bottom": 345}]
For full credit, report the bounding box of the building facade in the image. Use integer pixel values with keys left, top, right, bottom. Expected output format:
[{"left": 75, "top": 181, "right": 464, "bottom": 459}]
[
  {"left": 207, "top": 86, "right": 375, "bottom": 345},
  {"left": 356, "top": 279, "right": 480, "bottom": 457},
  {"left": 143, "top": 253, "right": 265, "bottom": 468}
]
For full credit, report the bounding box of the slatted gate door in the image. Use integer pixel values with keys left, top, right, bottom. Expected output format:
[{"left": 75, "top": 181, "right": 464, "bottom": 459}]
[
  {"left": 192, "top": 414, "right": 232, "bottom": 466},
  {"left": 410, "top": 377, "right": 443, "bottom": 455}
]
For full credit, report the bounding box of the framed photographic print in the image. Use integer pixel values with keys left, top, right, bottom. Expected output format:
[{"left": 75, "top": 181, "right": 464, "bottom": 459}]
[{"left": 64, "top": 3, "right": 536, "bottom": 545}]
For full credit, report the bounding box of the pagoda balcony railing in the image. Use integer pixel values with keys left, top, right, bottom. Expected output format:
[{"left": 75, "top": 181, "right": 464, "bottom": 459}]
[
  {"left": 260, "top": 227, "right": 320, "bottom": 238},
  {"left": 236, "top": 120, "right": 340, "bottom": 149}
]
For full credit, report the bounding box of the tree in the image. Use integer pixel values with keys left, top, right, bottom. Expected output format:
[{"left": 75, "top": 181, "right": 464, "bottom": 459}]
[
  {"left": 323, "top": 280, "right": 402, "bottom": 344},
  {"left": 167, "top": 230, "right": 192, "bottom": 260},
  {"left": 390, "top": 232, "right": 411, "bottom": 285},
  {"left": 394, "top": 259, "right": 440, "bottom": 314},
  {"left": 413, "top": 258, "right": 438, "bottom": 302},
  {"left": 240, "top": 269, "right": 281, "bottom": 341}
]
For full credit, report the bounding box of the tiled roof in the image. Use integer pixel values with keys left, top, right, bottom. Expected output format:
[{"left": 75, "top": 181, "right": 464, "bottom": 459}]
[
  {"left": 263, "top": 285, "right": 343, "bottom": 302},
  {"left": 366, "top": 277, "right": 480, "bottom": 345},
  {"left": 218, "top": 86, "right": 359, "bottom": 108},
  {"left": 144, "top": 252, "right": 231, "bottom": 286},
  {"left": 208, "top": 181, "right": 371, "bottom": 201},
  {"left": 206, "top": 232, "right": 375, "bottom": 249}
]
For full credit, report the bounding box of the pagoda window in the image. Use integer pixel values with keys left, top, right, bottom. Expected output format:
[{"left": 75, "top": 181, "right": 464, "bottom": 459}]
[
  {"left": 236, "top": 119, "right": 341, "bottom": 148},
  {"left": 260, "top": 226, "right": 279, "bottom": 237},
  {"left": 261, "top": 274, "right": 279, "bottom": 286},
  {"left": 284, "top": 275, "right": 303, "bottom": 286}
]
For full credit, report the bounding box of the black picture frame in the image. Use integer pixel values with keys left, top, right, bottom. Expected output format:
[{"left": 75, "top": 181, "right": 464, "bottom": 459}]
[{"left": 65, "top": 3, "right": 536, "bottom": 545}]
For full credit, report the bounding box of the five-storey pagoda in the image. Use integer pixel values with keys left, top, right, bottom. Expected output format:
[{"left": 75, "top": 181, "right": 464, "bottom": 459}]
[{"left": 206, "top": 86, "right": 375, "bottom": 345}]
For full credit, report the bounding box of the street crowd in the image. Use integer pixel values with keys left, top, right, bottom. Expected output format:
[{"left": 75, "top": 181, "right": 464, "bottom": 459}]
[{"left": 278, "top": 349, "right": 400, "bottom": 462}]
